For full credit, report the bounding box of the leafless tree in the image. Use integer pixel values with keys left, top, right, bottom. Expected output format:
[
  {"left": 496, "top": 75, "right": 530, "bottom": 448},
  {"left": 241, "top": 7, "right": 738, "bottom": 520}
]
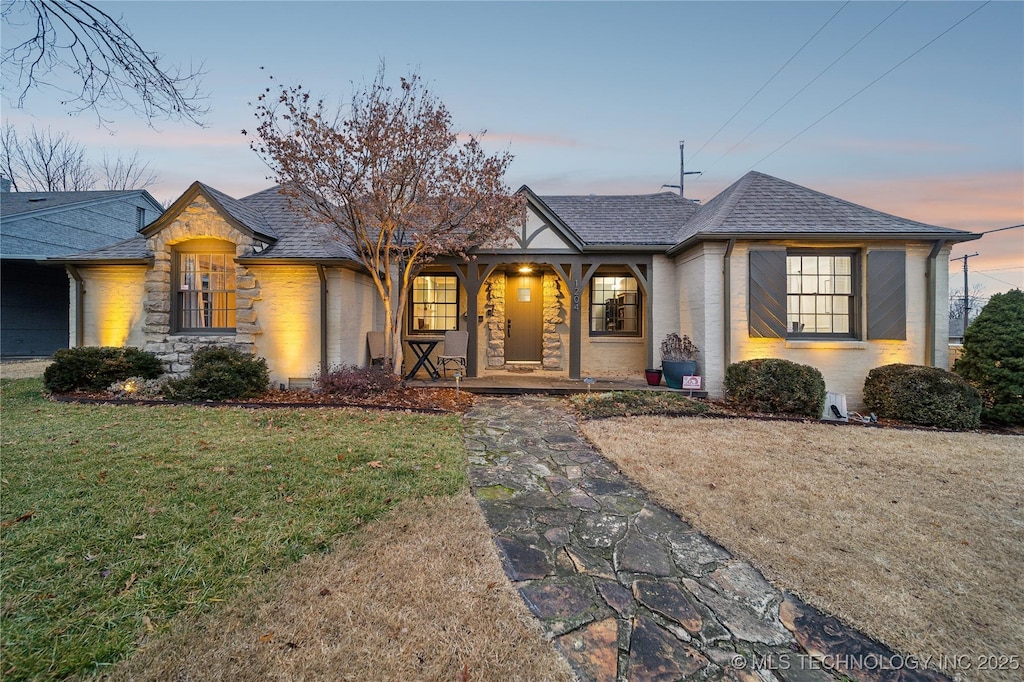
[
  {"left": 99, "top": 149, "right": 157, "bottom": 190},
  {"left": 1, "top": 0, "right": 208, "bottom": 127},
  {"left": 1, "top": 123, "right": 94, "bottom": 191},
  {"left": 250, "top": 66, "right": 524, "bottom": 373},
  {"left": 949, "top": 284, "right": 987, "bottom": 323},
  {"left": 2, "top": 123, "right": 158, "bottom": 191}
]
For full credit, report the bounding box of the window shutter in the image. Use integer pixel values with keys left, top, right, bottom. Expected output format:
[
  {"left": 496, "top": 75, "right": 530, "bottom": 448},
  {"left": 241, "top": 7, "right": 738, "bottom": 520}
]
[
  {"left": 748, "top": 250, "right": 787, "bottom": 338},
  {"left": 867, "top": 250, "right": 906, "bottom": 340}
]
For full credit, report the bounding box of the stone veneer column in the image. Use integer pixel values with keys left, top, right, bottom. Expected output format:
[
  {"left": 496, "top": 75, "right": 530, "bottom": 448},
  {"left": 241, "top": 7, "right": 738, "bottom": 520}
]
[
  {"left": 485, "top": 275, "right": 506, "bottom": 367},
  {"left": 542, "top": 273, "right": 565, "bottom": 369},
  {"left": 142, "top": 196, "right": 264, "bottom": 377}
]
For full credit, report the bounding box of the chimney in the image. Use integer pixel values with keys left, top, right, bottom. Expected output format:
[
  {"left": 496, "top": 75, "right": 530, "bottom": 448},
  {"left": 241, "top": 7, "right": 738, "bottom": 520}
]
[{"left": 1, "top": 176, "right": 10, "bottom": 193}]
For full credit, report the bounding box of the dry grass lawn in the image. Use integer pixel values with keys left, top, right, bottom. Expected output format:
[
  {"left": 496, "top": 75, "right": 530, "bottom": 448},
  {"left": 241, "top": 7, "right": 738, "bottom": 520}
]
[
  {"left": 106, "top": 493, "right": 572, "bottom": 682},
  {"left": 581, "top": 417, "right": 1023, "bottom": 679}
]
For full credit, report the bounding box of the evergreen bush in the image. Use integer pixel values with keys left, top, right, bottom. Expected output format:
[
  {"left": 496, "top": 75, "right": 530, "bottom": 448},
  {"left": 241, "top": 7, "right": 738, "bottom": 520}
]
[
  {"left": 723, "top": 358, "right": 826, "bottom": 417},
  {"left": 164, "top": 346, "right": 269, "bottom": 401},
  {"left": 43, "top": 346, "right": 163, "bottom": 392},
  {"left": 864, "top": 364, "right": 981, "bottom": 430},
  {"left": 954, "top": 289, "right": 1024, "bottom": 425}
]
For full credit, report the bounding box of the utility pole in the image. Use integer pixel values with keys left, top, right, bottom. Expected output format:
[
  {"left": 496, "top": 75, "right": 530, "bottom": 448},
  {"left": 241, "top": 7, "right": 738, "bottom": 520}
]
[
  {"left": 663, "top": 141, "right": 702, "bottom": 198},
  {"left": 951, "top": 252, "right": 979, "bottom": 330}
]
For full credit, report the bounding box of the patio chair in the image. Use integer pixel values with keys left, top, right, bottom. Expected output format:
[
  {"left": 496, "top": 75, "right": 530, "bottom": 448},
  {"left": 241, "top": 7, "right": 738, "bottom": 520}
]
[
  {"left": 437, "top": 330, "right": 468, "bottom": 378},
  {"left": 367, "top": 331, "right": 385, "bottom": 367}
]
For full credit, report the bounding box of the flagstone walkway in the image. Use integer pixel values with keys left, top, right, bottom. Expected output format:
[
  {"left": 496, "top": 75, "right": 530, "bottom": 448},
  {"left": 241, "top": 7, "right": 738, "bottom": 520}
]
[{"left": 464, "top": 395, "right": 947, "bottom": 682}]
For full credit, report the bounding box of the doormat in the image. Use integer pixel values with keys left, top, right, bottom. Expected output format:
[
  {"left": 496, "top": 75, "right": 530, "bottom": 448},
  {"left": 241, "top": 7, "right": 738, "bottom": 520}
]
[{"left": 506, "top": 366, "right": 536, "bottom": 373}]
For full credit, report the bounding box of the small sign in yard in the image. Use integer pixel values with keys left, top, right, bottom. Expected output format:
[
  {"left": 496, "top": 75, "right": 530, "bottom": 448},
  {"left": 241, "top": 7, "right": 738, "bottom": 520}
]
[{"left": 681, "top": 375, "right": 702, "bottom": 390}]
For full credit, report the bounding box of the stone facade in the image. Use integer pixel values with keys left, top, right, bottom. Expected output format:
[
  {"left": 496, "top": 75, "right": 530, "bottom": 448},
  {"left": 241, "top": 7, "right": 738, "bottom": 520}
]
[
  {"left": 542, "top": 273, "right": 566, "bottom": 369},
  {"left": 483, "top": 270, "right": 566, "bottom": 370},
  {"left": 142, "top": 196, "right": 265, "bottom": 376}
]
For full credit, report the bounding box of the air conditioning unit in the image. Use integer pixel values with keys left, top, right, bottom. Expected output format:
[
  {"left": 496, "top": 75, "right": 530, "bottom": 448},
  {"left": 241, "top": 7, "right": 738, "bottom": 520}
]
[{"left": 822, "top": 392, "right": 848, "bottom": 422}]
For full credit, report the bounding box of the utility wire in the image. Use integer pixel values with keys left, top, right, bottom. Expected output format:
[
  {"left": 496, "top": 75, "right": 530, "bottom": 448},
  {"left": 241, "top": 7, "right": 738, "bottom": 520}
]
[
  {"left": 746, "top": 1, "right": 991, "bottom": 172},
  {"left": 689, "top": 1, "right": 850, "bottom": 165},
  {"left": 701, "top": 1, "right": 907, "bottom": 176}
]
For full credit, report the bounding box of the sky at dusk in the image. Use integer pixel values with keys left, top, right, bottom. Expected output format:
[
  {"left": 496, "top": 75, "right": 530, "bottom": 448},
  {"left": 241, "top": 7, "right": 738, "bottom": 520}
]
[{"left": 3, "top": 1, "right": 1022, "bottom": 298}]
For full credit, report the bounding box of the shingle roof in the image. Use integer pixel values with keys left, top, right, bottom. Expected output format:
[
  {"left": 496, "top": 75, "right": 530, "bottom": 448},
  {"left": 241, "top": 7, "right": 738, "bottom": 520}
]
[
  {"left": 538, "top": 192, "right": 699, "bottom": 245},
  {"left": 199, "top": 183, "right": 278, "bottom": 242},
  {"left": 0, "top": 190, "right": 149, "bottom": 219},
  {"left": 236, "top": 187, "right": 359, "bottom": 260},
  {"left": 51, "top": 236, "right": 151, "bottom": 261},
  {"left": 675, "top": 171, "right": 976, "bottom": 244}
]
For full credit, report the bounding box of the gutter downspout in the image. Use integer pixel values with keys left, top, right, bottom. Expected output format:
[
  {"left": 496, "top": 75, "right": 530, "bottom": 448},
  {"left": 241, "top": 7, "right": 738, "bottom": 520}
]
[
  {"left": 723, "top": 239, "right": 735, "bottom": 388},
  {"left": 316, "top": 264, "right": 328, "bottom": 374},
  {"left": 925, "top": 240, "right": 946, "bottom": 367},
  {"left": 66, "top": 265, "right": 85, "bottom": 348}
]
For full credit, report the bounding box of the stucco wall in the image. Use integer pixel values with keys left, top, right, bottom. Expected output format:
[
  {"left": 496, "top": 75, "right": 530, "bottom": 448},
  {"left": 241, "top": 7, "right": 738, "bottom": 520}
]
[
  {"left": 74, "top": 265, "right": 148, "bottom": 349},
  {"left": 726, "top": 240, "right": 946, "bottom": 408}
]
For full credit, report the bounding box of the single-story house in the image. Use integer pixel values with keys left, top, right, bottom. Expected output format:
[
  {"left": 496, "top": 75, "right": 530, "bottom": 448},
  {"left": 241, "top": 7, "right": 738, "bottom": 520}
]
[
  {"left": 51, "top": 171, "right": 979, "bottom": 406},
  {"left": 0, "top": 181, "right": 163, "bottom": 356}
]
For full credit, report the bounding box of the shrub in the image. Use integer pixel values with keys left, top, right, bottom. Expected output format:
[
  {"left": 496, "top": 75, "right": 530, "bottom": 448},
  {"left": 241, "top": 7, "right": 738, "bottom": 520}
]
[
  {"left": 315, "top": 364, "right": 401, "bottom": 398},
  {"left": 954, "top": 289, "right": 1024, "bottom": 425},
  {"left": 43, "top": 346, "right": 163, "bottom": 392},
  {"left": 863, "top": 364, "right": 981, "bottom": 430},
  {"left": 724, "top": 358, "right": 826, "bottom": 417},
  {"left": 164, "top": 346, "right": 269, "bottom": 401}
]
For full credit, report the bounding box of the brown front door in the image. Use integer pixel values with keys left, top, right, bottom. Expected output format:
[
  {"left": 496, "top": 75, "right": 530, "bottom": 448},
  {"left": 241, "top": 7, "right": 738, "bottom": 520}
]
[{"left": 505, "top": 273, "right": 542, "bottom": 362}]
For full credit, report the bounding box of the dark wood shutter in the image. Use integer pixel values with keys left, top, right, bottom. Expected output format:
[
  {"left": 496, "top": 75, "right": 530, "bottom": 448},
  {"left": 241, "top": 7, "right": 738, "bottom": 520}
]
[
  {"left": 748, "top": 250, "right": 787, "bottom": 338},
  {"left": 867, "top": 250, "right": 906, "bottom": 340}
]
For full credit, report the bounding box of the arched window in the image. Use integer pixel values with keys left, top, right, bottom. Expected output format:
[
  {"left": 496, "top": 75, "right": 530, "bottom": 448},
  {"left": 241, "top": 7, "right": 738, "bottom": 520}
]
[{"left": 173, "top": 239, "right": 236, "bottom": 332}]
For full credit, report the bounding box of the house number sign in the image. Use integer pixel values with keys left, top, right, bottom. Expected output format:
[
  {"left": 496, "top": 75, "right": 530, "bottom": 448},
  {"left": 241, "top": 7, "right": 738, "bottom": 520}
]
[{"left": 572, "top": 280, "right": 581, "bottom": 311}]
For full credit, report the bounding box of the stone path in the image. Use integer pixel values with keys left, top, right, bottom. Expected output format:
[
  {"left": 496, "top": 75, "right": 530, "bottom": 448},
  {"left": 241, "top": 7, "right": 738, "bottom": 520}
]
[{"left": 464, "top": 395, "right": 948, "bottom": 682}]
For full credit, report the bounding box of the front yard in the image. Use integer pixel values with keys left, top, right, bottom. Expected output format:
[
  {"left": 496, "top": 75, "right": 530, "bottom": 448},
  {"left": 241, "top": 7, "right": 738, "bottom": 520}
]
[
  {"left": 580, "top": 415, "right": 1024, "bottom": 680},
  {"left": 0, "top": 378, "right": 568, "bottom": 680}
]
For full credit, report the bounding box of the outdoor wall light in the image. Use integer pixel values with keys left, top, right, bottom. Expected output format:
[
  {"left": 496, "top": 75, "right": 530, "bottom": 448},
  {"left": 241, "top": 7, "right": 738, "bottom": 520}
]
[{"left": 518, "top": 265, "right": 533, "bottom": 274}]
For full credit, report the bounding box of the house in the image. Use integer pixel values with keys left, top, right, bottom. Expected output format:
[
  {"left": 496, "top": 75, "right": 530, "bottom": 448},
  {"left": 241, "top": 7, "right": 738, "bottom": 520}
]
[
  {"left": 51, "top": 171, "right": 979, "bottom": 406},
  {"left": 0, "top": 180, "right": 163, "bottom": 356}
]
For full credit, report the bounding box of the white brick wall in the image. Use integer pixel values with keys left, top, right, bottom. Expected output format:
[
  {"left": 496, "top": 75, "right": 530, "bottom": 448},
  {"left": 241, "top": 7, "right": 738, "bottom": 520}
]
[{"left": 77, "top": 266, "right": 148, "bottom": 348}]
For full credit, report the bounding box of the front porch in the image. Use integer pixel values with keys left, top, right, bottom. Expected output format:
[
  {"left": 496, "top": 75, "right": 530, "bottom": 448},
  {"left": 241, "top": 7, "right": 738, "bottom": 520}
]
[{"left": 406, "top": 367, "right": 708, "bottom": 397}]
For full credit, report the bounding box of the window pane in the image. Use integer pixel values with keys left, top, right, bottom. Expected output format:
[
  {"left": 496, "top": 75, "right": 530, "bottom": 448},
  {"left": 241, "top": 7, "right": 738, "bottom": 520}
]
[
  {"left": 802, "top": 275, "right": 817, "bottom": 293},
  {"left": 835, "top": 275, "right": 851, "bottom": 294},
  {"left": 590, "top": 275, "right": 641, "bottom": 336},
  {"left": 802, "top": 256, "right": 818, "bottom": 274},
  {"left": 835, "top": 256, "right": 851, "bottom": 275},
  {"left": 411, "top": 275, "right": 459, "bottom": 332}
]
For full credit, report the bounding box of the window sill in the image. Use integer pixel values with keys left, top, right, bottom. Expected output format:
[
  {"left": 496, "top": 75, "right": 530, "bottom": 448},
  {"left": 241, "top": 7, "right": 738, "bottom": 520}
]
[
  {"left": 785, "top": 339, "right": 866, "bottom": 350},
  {"left": 589, "top": 336, "right": 644, "bottom": 344}
]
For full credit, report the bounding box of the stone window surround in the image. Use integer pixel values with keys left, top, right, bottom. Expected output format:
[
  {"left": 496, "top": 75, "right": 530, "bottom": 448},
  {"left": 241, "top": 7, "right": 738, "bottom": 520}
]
[{"left": 142, "top": 198, "right": 264, "bottom": 376}]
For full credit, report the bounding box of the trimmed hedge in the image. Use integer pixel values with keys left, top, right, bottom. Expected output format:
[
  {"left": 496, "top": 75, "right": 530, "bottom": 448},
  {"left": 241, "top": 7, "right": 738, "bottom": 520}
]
[
  {"left": 43, "top": 346, "right": 163, "bottom": 392},
  {"left": 164, "top": 346, "right": 269, "bottom": 401},
  {"left": 863, "top": 364, "right": 981, "bottom": 430},
  {"left": 724, "top": 358, "right": 826, "bottom": 418},
  {"left": 954, "top": 289, "right": 1024, "bottom": 425}
]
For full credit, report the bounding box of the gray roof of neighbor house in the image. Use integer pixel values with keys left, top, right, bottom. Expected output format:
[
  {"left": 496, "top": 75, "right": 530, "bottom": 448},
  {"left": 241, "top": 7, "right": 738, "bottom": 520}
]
[
  {"left": 535, "top": 191, "right": 700, "bottom": 245},
  {"left": 1, "top": 189, "right": 163, "bottom": 259},
  {"left": 673, "top": 171, "right": 979, "bottom": 247}
]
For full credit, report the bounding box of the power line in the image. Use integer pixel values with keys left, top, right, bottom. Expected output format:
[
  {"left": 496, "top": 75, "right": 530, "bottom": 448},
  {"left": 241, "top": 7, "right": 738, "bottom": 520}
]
[
  {"left": 701, "top": 2, "right": 907, "bottom": 176},
  {"left": 745, "top": 1, "right": 991, "bottom": 172},
  {"left": 689, "top": 2, "right": 850, "bottom": 165}
]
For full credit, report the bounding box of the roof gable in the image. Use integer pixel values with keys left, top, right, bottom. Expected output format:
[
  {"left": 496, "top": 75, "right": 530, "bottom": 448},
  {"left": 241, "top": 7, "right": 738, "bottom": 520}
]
[{"left": 141, "top": 181, "right": 279, "bottom": 242}]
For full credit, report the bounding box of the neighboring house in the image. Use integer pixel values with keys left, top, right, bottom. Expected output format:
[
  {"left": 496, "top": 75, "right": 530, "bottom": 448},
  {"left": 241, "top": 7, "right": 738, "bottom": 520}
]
[
  {"left": 0, "top": 181, "right": 163, "bottom": 356},
  {"left": 51, "top": 171, "right": 979, "bottom": 406}
]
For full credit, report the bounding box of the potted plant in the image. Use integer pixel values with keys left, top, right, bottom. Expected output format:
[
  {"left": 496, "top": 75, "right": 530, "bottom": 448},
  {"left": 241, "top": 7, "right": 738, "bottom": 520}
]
[
  {"left": 661, "top": 333, "right": 699, "bottom": 389},
  {"left": 644, "top": 368, "right": 663, "bottom": 386}
]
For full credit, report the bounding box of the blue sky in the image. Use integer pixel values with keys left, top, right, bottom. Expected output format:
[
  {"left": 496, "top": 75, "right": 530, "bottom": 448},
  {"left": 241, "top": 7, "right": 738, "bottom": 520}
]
[{"left": 3, "top": 1, "right": 1022, "bottom": 295}]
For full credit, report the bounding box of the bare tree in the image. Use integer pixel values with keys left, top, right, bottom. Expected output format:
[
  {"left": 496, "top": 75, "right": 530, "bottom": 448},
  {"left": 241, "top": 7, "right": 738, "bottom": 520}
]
[
  {"left": 99, "top": 149, "right": 157, "bottom": 190},
  {"left": 250, "top": 67, "right": 524, "bottom": 373},
  {"left": 949, "top": 284, "right": 987, "bottom": 323},
  {"left": 2, "top": 123, "right": 158, "bottom": 191},
  {"left": 2, "top": 0, "right": 208, "bottom": 127},
  {"left": 1, "top": 123, "right": 95, "bottom": 191}
]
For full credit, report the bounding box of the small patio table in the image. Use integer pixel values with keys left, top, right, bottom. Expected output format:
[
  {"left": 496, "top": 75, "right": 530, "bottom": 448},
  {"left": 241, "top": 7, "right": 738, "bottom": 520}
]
[{"left": 405, "top": 337, "right": 442, "bottom": 380}]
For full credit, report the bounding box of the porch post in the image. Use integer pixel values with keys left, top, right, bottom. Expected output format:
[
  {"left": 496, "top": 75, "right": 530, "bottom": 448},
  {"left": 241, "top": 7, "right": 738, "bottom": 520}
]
[{"left": 465, "top": 264, "right": 481, "bottom": 377}]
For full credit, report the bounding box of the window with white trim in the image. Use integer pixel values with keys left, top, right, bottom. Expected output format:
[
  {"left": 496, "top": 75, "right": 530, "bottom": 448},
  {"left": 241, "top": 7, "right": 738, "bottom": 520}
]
[{"left": 174, "top": 242, "right": 236, "bottom": 332}]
